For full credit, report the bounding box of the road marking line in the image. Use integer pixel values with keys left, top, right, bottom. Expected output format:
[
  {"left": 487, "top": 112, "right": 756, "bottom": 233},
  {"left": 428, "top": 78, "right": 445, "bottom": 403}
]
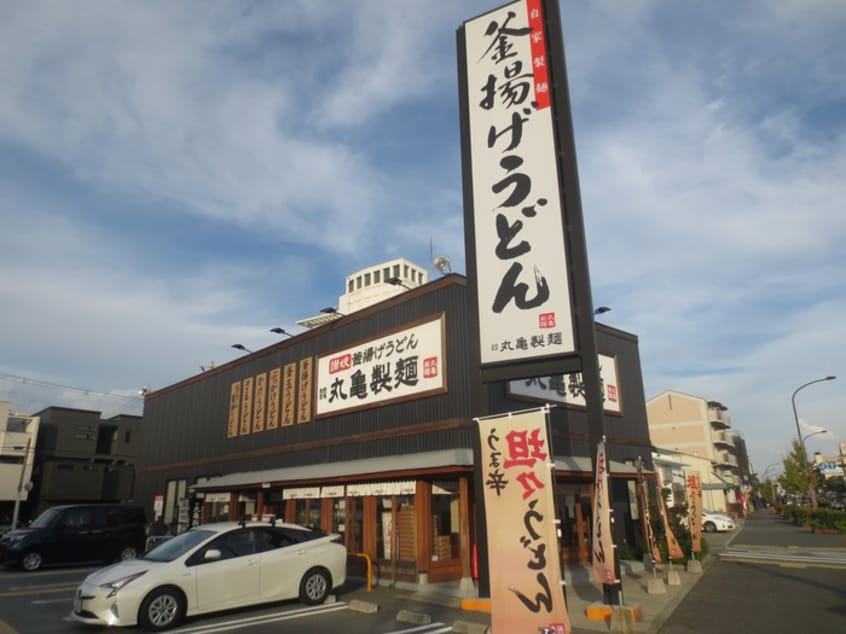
[
  {"left": 0, "top": 586, "right": 76, "bottom": 598},
  {"left": 0, "top": 619, "right": 18, "bottom": 634}
]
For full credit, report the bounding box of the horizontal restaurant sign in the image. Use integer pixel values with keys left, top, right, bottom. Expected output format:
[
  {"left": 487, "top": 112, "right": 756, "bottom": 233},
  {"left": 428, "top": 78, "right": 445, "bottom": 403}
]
[
  {"left": 507, "top": 353, "right": 621, "bottom": 414},
  {"left": 315, "top": 314, "right": 447, "bottom": 416},
  {"left": 282, "top": 487, "right": 321, "bottom": 500},
  {"left": 347, "top": 481, "right": 416, "bottom": 497}
]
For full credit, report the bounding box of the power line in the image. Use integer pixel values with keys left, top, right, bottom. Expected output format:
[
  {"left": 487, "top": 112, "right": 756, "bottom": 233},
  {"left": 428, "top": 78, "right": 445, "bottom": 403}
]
[{"left": 0, "top": 372, "right": 143, "bottom": 403}]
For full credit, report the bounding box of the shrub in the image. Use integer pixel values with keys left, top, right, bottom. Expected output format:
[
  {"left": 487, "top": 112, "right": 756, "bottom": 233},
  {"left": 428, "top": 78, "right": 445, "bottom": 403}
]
[
  {"left": 649, "top": 502, "right": 709, "bottom": 563},
  {"left": 616, "top": 540, "right": 643, "bottom": 561},
  {"left": 809, "top": 508, "right": 846, "bottom": 531}
]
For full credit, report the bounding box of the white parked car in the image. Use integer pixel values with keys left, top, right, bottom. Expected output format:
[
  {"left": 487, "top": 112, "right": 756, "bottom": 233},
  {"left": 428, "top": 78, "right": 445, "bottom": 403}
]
[
  {"left": 702, "top": 509, "right": 736, "bottom": 533},
  {"left": 70, "top": 521, "right": 347, "bottom": 631}
]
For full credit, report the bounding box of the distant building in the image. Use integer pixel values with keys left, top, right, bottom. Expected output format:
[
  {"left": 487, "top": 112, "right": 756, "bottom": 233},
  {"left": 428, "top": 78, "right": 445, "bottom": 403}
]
[
  {"left": 30, "top": 407, "right": 141, "bottom": 516},
  {"left": 646, "top": 391, "right": 751, "bottom": 513},
  {"left": 652, "top": 448, "right": 735, "bottom": 513},
  {"left": 0, "top": 402, "right": 39, "bottom": 523},
  {"left": 813, "top": 448, "right": 846, "bottom": 480}
]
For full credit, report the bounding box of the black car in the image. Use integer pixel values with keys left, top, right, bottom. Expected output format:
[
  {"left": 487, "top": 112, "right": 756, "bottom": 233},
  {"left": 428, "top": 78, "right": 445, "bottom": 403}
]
[{"left": 0, "top": 504, "right": 146, "bottom": 571}]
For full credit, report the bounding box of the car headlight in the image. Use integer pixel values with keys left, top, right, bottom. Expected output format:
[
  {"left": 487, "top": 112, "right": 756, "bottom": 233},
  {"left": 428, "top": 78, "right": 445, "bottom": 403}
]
[{"left": 99, "top": 571, "right": 147, "bottom": 598}]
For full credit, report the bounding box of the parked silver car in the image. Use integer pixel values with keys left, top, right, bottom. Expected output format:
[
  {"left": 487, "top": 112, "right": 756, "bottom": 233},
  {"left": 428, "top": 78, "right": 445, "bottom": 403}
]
[
  {"left": 702, "top": 508, "right": 736, "bottom": 533},
  {"left": 70, "top": 520, "right": 347, "bottom": 631}
]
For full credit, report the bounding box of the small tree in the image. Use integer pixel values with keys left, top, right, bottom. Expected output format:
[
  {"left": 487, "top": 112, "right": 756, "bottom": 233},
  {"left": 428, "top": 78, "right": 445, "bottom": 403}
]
[
  {"left": 779, "top": 440, "right": 821, "bottom": 503},
  {"left": 760, "top": 478, "right": 778, "bottom": 505}
]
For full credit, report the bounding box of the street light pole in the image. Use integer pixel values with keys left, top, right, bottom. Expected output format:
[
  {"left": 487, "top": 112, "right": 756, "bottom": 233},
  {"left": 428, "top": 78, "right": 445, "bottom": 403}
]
[
  {"left": 11, "top": 438, "right": 31, "bottom": 533},
  {"left": 791, "top": 376, "right": 836, "bottom": 509}
]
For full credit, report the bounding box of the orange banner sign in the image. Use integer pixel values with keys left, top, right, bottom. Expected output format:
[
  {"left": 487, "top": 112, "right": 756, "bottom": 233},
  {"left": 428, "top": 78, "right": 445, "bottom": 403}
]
[
  {"left": 592, "top": 440, "right": 616, "bottom": 585},
  {"left": 477, "top": 408, "right": 570, "bottom": 634}
]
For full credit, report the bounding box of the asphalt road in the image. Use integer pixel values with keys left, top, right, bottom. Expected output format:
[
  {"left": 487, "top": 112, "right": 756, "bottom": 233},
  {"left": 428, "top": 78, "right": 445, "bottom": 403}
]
[{"left": 658, "top": 512, "right": 846, "bottom": 634}]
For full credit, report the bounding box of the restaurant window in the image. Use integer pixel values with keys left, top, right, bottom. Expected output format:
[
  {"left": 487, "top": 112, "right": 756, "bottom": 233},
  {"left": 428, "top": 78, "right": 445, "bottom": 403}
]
[
  {"left": 376, "top": 494, "right": 415, "bottom": 563},
  {"left": 332, "top": 498, "right": 345, "bottom": 538},
  {"left": 164, "top": 479, "right": 187, "bottom": 527},
  {"left": 294, "top": 499, "right": 321, "bottom": 529},
  {"left": 238, "top": 492, "right": 257, "bottom": 521},
  {"left": 431, "top": 482, "right": 459, "bottom": 561},
  {"left": 346, "top": 498, "right": 363, "bottom": 553}
]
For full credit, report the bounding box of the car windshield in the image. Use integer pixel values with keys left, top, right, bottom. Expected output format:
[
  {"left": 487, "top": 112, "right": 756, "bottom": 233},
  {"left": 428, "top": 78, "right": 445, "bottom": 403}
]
[
  {"left": 29, "top": 507, "right": 63, "bottom": 528},
  {"left": 143, "top": 529, "right": 215, "bottom": 562}
]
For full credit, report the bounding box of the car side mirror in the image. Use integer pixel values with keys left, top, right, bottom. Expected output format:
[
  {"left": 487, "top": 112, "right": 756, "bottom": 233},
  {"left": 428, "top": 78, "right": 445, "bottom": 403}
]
[{"left": 204, "top": 548, "right": 222, "bottom": 561}]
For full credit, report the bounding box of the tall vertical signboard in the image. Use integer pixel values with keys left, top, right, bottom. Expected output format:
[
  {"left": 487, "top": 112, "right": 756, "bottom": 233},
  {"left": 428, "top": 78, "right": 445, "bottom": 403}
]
[
  {"left": 459, "top": 0, "right": 583, "bottom": 381},
  {"left": 477, "top": 407, "right": 571, "bottom": 633}
]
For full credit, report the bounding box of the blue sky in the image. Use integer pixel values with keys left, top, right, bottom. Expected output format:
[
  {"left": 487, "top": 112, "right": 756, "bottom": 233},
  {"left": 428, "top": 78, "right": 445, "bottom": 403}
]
[{"left": 1, "top": 0, "right": 844, "bottom": 476}]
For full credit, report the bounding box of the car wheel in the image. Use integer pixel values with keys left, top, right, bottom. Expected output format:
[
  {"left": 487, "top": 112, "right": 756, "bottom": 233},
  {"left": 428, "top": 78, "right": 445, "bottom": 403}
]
[
  {"left": 299, "top": 568, "right": 330, "bottom": 605},
  {"left": 704, "top": 521, "right": 717, "bottom": 533},
  {"left": 21, "top": 551, "right": 43, "bottom": 572},
  {"left": 138, "top": 587, "right": 185, "bottom": 631},
  {"left": 118, "top": 546, "right": 138, "bottom": 561}
]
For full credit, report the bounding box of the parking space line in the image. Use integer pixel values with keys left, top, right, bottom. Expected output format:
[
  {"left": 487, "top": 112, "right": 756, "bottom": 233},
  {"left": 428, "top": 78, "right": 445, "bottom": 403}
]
[
  {"left": 166, "top": 602, "right": 349, "bottom": 633},
  {"left": 383, "top": 623, "right": 451, "bottom": 634}
]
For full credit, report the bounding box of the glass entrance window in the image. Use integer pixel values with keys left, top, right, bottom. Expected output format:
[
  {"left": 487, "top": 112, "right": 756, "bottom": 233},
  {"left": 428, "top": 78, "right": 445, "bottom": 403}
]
[
  {"left": 431, "top": 483, "right": 459, "bottom": 561},
  {"left": 332, "top": 498, "right": 345, "bottom": 538},
  {"left": 376, "top": 497, "right": 393, "bottom": 560},
  {"left": 294, "top": 499, "right": 322, "bottom": 528}
]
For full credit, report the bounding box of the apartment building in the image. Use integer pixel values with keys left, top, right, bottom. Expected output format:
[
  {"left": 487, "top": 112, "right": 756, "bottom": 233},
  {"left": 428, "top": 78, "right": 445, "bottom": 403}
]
[{"left": 646, "top": 391, "right": 748, "bottom": 511}]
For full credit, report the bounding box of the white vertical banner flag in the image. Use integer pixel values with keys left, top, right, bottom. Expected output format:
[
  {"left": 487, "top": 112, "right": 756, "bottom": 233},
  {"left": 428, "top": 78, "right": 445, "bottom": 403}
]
[
  {"left": 477, "top": 407, "right": 571, "bottom": 634},
  {"left": 592, "top": 439, "right": 616, "bottom": 585}
]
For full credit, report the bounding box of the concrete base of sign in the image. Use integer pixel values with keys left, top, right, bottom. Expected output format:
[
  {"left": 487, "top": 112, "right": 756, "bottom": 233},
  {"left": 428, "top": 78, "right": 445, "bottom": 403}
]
[
  {"left": 666, "top": 569, "right": 682, "bottom": 586},
  {"left": 610, "top": 605, "right": 640, "bottom": 633},
  {"left": 647, "top": 577, "right": 667, "bottom": 594},
  {"left": 686, "top": 559, "right": 702, "bottom": 573},
  {"left": 459, "top": 576, "right": 476, "bottom": 593}
]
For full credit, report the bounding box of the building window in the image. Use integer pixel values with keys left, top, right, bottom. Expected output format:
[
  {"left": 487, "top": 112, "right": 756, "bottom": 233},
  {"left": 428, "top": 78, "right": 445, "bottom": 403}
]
[
  {"left": 332, "top": 498, "right": 345, "bottom": 536},
  {"left": 364, "top": 272, "right": 371, "bottom": 286},
  {"left": 383, "top": 267, "right": 390, "bottom": 280},
  {"left": 164, "top": 479, "right": 188, "bottom": 528},
  {"left": 393, "top": 264, "right": 400, "bottom": 278},
  {"left": 295, "top": 499, "right": 321, "bottom": 529},
  {"left": 356, "top": 276, "right": 362, "bottom": 290},
  {"left": 431, "top": 482, "right": 459, "bottom": 561},
  {"left": 374, "top": 270, "right": 381, "bottom": 283},
  {"left": 348, "top": 280, "right": 354, "bottom": 293},
  {"left": 124, "top": 430, "right": 131, "bottom": 443}
]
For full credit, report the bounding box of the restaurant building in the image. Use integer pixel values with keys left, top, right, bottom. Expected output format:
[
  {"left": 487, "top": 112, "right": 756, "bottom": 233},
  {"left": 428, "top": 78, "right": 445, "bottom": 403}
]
[{"left": 135, "top": 260, "right": 654, "bottom": 586}]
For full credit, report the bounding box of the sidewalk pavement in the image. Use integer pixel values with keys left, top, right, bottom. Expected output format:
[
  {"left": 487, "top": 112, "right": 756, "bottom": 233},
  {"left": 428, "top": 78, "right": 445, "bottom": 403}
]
[{"left": 370, "top": 519, "right": 744, "bottom": 634}]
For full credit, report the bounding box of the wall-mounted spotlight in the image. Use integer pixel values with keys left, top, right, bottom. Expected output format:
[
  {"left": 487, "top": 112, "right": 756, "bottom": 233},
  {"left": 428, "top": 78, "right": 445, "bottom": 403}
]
[
  {"left": 593, "top": 306, "right": 611, "bottom": 315},
  {"left": 320, "top": 307, "right": 345, "bottom": 316},
  {"left": 269, "top": 327, "right": 294, "bottom": 338},
  {"left": 432, "top": 255, "right": 452, "bottom": 275},
  {"left": 231, "top": 343, "right": 253, "bottom": 353}
]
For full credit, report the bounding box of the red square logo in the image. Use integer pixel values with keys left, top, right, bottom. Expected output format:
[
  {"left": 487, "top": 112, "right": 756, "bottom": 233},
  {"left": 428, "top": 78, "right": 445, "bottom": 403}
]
[
  {"left": 423, "top": 357, "right": 439, "bottom": 378},
  {"left": 538, "top": 312, "right": 556, "bottom": 328}
]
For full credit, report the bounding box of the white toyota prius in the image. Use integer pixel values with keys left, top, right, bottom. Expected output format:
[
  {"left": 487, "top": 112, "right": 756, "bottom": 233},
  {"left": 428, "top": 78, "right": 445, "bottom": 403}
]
[{"left": 70, "top": 520, "right": 347, "bottom": 631}]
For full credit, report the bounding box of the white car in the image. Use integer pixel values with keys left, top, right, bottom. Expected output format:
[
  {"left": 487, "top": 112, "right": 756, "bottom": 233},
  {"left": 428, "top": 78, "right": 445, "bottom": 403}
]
[
  {"left": 702, "top": 509, "right": 736, "bottom": 533},
  {"left": 70, "top": 521, "right": 347, "bottom": 631}
]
